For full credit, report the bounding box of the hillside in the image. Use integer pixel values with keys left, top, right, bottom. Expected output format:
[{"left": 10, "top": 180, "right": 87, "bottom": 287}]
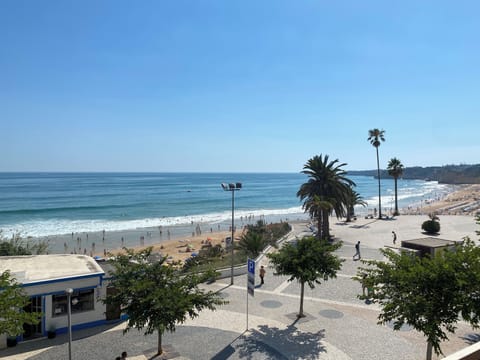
[{"left": 348, "top": 164, "right": 480, "bottom": 184}]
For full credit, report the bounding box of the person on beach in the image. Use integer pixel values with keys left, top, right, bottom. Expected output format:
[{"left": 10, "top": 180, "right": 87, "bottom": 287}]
[
  {"left": 353, "top": 241, "right": 361, "bottom": 260},
  {"left": 259, "top": 266, "right": 266, "bottom": 285},
  {"left": 121, "top": 351, "right": 128, "bottom": 359},
  {"left": 392, "top": 231, "right": 397, "bottom": 244}
]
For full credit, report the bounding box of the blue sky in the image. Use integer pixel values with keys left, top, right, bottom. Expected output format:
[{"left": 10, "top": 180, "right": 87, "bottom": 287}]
[{"left": 1, "top": 1, "right": 479, "bottom": 172}]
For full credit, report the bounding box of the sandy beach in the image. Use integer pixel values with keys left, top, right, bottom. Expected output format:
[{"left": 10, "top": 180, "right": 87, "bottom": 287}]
[{"left": 403, "top": 183, "right": 480, "bottom": 215}]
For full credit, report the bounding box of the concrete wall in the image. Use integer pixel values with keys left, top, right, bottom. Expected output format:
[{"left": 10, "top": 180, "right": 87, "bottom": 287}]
[{"left": 443, "top": 342, "right": 480, "bottom": 360}]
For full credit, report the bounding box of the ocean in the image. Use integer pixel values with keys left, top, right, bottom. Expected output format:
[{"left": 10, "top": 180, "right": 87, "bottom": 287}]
[{"left": 0, "top": 172, "right": 452, "bottom": 243}]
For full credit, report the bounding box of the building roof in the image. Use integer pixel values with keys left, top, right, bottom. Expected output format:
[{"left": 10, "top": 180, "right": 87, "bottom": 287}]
[
  {"left": 0, "top": 254, "right": 104, "bottom": 284},
  {"left": 401, "top": 237, "right": 460, "bottom": 248}
]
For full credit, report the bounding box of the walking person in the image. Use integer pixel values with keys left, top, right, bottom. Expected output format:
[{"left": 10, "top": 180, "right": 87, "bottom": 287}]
[
  {"left": 259, "top": 266, "right": 266, "bottom": 285},
  {"left": 392, "top": 231, "right": 397, "bottom": 245},
  {"left": 353, "top": 241, "right": 361, "bottom": 260}
]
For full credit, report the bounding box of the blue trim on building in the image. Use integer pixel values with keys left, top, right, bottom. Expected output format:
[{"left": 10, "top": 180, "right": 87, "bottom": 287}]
[
  {"left": 22, "top": 272, "right": 104, "bottom": 288},
  {"left": 42, "top": 296, "right": 47, "bottom": 336},
  {"left": 55, "top": 318, "right": 125, "bottom": 335}
]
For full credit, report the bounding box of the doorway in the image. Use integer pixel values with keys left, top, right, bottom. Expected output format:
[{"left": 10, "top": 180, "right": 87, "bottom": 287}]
[{"left": 23, "top": 296, "right": 43, "bottom": 339}]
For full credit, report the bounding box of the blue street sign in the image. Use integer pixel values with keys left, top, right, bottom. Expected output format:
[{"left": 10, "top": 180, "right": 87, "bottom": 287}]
[{"left": 247, "top": 258, "right": 255, "bottom": 296}]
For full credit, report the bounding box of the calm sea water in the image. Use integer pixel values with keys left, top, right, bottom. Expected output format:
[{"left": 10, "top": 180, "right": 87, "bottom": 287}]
[{"left": 0, "top": 172, "right": 451, "bottom": 238}]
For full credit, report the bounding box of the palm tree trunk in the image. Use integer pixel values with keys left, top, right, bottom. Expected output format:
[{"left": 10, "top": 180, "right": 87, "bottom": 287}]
[
  {"left": 426, "top": 341, "right": 433, "bottom": 360},
  {"left": 376, "top": 147, "right": 382, "bottom": 219},
  {"left": 298, "top": 281, "right": 305, "bottom": 317},
  {"left": 157, "top": 329, "right": 163, "bottom": 355},
  {"left": 317, "top": 213, "right": 322, "bottom": 240},
  {"left": 394, "top": 177, "right": 399, "bottom": 216},
  {"left": 322, "top": 209, "right": 330, "bottom": 240}
]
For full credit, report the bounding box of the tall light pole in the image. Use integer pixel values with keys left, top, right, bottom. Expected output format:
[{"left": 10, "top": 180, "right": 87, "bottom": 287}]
[
  {"left": 65, "top": 288, "right": 73, "bottom": 360},
  {"left": 221, "top": 182, "right": 242, "bottom": 285}
]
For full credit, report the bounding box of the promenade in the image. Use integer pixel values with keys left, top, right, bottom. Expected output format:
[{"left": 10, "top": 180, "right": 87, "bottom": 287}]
[{"left": 1, "top": 215, "right": 478, "bottom": 359}]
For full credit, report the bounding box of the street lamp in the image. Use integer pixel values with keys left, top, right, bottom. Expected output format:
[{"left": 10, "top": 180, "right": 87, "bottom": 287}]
[
  {"left": 65, "top": 288, "right": 78, "bottom": 360},
  {"left": 221, "top": 182, "right": 242, "bottom": 285}
]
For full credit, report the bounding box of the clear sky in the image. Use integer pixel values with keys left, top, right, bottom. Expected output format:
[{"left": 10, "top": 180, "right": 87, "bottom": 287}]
[{"left": 1, "top": 1, "right": 479, "bottom": 172}]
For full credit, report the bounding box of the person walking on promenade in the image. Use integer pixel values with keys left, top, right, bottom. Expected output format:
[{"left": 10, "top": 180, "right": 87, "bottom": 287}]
[
  {"left": 353, "top": 241, "right": 361, "bottom": 260},
  {"left": 259, "top": 266, "right": 266, "bottom": 285},
  {"left": 392, "top": 231, "right": 397, "bottom": 245}
]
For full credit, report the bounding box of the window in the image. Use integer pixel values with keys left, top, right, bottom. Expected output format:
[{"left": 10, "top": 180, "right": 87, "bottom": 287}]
[{"left": 52, "top": 289, "right": 94, "bottom": 317}]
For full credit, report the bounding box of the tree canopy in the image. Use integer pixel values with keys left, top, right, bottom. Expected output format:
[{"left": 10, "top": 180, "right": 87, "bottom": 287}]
[
  {"left": 387, "top": 157, "right": 404, "bottom": 216},
  {"left": 356, "top": 238, "right": 480, "bottom": 360},
  {"left": 104, "top": 247, "right": 226, "bottom": 355},
  {"left": 297, "top": 154, "right": 355, "bottom": 240},
  {"left": 268, "top": 236, "right": 343, "bottom": 317},
  {"left": 0, "top": 270, "right": 41, "bottom": 337}
]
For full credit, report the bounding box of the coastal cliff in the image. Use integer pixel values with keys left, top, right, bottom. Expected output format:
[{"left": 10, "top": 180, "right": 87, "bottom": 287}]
[{"left": 348, "top": 164, "right": 480, "bottom": 184}]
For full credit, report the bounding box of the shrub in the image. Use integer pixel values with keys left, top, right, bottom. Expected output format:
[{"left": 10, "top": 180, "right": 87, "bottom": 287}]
[{"left": 422, "top": 219, "right": 440, "bottom": 234}]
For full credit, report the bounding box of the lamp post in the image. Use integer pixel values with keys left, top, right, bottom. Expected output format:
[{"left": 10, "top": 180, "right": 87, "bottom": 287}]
[
  {"left": 65, "top": 289, "right": 79, "bottom": 360},
  {"left": 221, "top": 182, "right": 242, "bottom": 285},
  {"left": 65, "top": 288, "right": 73, "bottom": 360}
]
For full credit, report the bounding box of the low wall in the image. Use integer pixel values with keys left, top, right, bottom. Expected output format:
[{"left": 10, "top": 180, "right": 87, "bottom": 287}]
[{"left": 443, "top": 342, "right": 480, "bottom": 360}]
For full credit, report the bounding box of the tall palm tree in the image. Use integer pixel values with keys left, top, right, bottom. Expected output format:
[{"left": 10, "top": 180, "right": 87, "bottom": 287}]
[
  {"left": 368, "top": 129, "right": 385, "bottom": 219},
  {"left": 297, "top": 154, "right": 355, "bottom": 240},
  {"left": 387, "top": 157, "right": 404, "bottom": 216}
]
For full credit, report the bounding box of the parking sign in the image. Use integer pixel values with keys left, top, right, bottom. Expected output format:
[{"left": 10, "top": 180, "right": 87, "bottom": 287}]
[{"left": 247, "top": 258, "right": 255, "bottom": 296}]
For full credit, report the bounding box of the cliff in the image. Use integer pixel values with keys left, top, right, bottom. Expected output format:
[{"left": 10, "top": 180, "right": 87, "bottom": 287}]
[{"left": 348, "top": 164, "right": 480, "bottom": 184}]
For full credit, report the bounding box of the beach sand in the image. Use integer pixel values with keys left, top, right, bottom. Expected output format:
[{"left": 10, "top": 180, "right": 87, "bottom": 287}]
[
  {"left": 106, "top": 229, "right": 235, "bottom": 262},
  {"left": 418, "top": 184, "right": 480, "bottom": 215}
]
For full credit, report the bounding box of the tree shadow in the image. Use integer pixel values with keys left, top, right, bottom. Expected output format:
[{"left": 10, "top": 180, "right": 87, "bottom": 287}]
[
  {"left": 349, "top": 219, "right": 379, "bottom": 229},
  {"left": 230, "top": 322, "right": 326, "bottom": 359},
  {"left": 461, "top": 333, "right": 480, "bottom": 345}
]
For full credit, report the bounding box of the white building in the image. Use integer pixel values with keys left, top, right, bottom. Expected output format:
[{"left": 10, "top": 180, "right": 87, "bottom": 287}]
[{"left": 0, "top": 254, "right": 122, "bottom": 348}]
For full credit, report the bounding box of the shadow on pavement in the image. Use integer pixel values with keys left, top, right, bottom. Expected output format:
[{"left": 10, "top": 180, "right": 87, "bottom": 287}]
[{"left": 211, "top": 322, "right": 326, "bottom": 359}]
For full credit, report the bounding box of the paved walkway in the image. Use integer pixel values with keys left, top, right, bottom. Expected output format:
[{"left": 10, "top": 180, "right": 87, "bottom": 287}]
[{"left": 1, "top": 216, "right": 478, "bottom": 359}]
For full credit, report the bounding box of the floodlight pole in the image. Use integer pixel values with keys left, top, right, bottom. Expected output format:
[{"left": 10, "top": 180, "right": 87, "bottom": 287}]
[{"left": 221, "top": 183, "right": 242, "bottom": 285}]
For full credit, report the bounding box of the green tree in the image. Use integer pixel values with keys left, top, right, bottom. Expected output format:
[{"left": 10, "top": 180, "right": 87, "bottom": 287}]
[
  {"left": 0, "top": 232, "right": 49, "bottom": 256},
  {"left": 268, "top": 236, "right": 343, "bottom": 317},
  {"left": 387, "top": 157, "right": 404, "bottom": 216},
  {"left": 105, "top": 247, "right": 226, "bottom": 355},
  {"left": 238, "top": 232, "right": 266, "bottom": 258},
  {"left": 0, "top": 271, "right": 41, "bottom": 337},
  {"left": 368, "top": 128, "right": 386, "bottom": 219},
  {"left": 356, "top": 239, "right": 480, "bottom": 360},
  {"left": 297, "top": 155, "right": 355, "bottom": 240},
  {"left": 345, "top": 186, "right": 367, "bottom": 222}
]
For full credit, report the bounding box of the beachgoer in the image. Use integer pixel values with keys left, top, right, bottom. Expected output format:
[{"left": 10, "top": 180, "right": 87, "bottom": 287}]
[
  {"left": 353, "top": 241, "right": 361, "bottom": 260},
  {"left": 259, "top": 266, "right": 266, "bottom": 285},
  {"left": 392, "top": 231, "right": 397, "bottom": 244},
  {"left": 121, "top": 351, "right": 127, "bottom": 359}
]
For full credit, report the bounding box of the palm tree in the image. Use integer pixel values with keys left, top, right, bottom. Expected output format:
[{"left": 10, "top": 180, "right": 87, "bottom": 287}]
[
  {"left": 345, "top": 186, "right": 367, "bottom": 222},
  {"left": 387, "top": 157, "right": 404, "bottom": 216},
  {"left": 368, "top": 129, "right": 385, "bottom": 219},
  {"left": 238, "top": 231, "right": 266, "bottom": 258},
  {"left": 297, "top": 155, "right": 355, "bottom": 240}
]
